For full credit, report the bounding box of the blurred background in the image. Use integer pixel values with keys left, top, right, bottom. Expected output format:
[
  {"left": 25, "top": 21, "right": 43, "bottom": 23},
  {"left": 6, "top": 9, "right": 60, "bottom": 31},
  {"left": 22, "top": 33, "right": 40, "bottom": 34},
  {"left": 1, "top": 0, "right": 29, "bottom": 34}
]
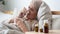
[
  {"left": 0, "top": 0, "right": 60, "bottom": 21},
  {"left": 0, "top": 0, "right": 59, "bottom": 18},
  {"left": 0, "top": 0, "right": 60, "bottom": 11}
]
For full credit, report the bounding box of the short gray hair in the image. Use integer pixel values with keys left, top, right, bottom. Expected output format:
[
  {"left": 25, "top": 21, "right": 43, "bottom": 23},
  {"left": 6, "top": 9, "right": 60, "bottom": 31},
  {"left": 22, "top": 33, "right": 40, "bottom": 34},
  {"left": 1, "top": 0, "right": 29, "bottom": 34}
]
[{"left": 29, "top": 0, "right": 42, "bottom": 11}]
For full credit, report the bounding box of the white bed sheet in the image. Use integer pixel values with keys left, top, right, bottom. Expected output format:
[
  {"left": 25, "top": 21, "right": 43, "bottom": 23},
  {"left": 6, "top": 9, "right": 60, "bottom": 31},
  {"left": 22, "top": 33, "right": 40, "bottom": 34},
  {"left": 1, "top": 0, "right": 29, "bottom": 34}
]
[
  {"left": 0, "top": 12, "right": 24, "bottom": 34},
  {"left": 0, "top": 12, "right": 13, "bottom": 23}
]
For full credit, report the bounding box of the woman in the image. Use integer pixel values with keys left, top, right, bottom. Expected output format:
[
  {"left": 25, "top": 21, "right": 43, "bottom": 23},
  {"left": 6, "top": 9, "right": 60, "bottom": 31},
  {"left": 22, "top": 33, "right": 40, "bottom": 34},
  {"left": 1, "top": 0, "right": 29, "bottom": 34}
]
[
  {"left": 17, "top": 0, "right": 52, "bottom": 32},
  {"left": 0, "top": 0, "right": 52, "bottom": 34}
]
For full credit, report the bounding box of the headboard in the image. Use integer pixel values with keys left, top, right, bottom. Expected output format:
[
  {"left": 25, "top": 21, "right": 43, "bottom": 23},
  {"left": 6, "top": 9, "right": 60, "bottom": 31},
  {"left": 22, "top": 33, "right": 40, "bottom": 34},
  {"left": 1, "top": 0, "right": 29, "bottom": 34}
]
[
  {"left": 4, "top": 11, "right": 60, "bottom": 15},
  {"left": 52, "top": 11, "right": 60, "bottom": 15}
]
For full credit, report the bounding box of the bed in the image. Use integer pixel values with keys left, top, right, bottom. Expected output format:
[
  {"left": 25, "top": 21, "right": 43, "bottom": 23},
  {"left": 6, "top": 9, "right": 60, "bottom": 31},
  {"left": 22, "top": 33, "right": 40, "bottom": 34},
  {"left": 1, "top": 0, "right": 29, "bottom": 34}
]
[{"left": 0, "top": 11, "right": 60, "bottom": 34}]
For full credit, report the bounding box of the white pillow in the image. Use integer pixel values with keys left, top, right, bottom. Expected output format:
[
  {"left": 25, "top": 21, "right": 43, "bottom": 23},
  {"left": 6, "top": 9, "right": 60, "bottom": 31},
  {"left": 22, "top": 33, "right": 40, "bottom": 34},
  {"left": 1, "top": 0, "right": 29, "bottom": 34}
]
[
  {"left": 0, "top": 12, "right": 13, "bottom": 23},
  {"left": 52, "top": 15, "right": 60, "bottom": 30}
]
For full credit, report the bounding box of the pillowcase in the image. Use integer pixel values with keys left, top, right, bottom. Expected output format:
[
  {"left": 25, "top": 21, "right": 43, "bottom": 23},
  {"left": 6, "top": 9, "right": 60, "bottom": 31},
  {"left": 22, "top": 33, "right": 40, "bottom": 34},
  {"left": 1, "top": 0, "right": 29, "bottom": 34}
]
[{"left": 52, "top": 15, "right": 60, "bottom": 30}]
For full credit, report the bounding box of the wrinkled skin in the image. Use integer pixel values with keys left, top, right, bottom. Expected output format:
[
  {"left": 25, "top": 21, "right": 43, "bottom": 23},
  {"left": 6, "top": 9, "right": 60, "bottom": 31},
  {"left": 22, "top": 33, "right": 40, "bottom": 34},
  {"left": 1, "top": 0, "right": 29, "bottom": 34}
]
[
  {"left": 26, "top": 6, "right": 37, "bottom": 20},
  {"left": 9, "top": 3, "right": 38, "bottom": 32},
  {"left": 18, "top": 7, "right": 27, "bottom": 18}
]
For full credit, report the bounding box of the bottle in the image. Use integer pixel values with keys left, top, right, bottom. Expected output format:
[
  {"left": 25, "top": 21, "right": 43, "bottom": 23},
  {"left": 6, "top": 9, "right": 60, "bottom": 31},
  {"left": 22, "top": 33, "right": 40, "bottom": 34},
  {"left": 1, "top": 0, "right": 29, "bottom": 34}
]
[
  {"left": 34, "top": 24, "right": 38, "bottom": 32},
  {"left": 40, "top": 27, "right": 43, "bottom": 32},
  {"left": 43, "top": 20, "right": 49, "bottom": 33}
]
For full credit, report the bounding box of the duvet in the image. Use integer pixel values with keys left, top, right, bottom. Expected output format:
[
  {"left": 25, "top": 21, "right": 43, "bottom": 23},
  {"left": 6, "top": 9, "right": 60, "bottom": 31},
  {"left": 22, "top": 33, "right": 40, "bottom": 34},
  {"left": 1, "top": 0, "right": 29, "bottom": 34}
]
[{"left": 0, "top": 19, "right": 24, "bottom": 34}]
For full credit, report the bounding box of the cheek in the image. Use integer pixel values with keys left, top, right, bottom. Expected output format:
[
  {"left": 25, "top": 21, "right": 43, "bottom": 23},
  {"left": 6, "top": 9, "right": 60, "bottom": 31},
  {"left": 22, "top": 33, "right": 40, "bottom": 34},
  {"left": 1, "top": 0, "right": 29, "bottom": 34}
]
[
  {"left": 32, "top": 12, "right": 37, "bottom": 18},
  {"left": 31, "top": 11, "right": 37, "bottom": 16},
  {"left": 27, "top": 12, "right": 37, "bottom": 19}
]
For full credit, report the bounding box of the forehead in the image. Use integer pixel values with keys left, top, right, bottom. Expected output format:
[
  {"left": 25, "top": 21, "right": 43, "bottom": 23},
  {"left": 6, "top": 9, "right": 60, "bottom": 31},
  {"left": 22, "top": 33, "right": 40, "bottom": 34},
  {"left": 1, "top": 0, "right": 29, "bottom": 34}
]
[{"left": 29, "top": 2, "right": 35, "bottom": 8}]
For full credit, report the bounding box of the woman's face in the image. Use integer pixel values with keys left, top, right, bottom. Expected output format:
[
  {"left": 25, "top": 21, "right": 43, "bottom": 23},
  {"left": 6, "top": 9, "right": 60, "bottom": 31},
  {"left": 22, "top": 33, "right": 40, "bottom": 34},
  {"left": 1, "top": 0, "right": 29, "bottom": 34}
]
[{"left": 26, "top": 6, "right": 37, "bottom": 20}]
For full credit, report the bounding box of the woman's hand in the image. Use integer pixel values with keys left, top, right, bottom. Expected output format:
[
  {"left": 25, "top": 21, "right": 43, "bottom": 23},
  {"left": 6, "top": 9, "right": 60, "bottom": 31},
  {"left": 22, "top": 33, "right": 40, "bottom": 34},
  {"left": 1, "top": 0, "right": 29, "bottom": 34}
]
[
  {"left": 18, "top": 7, "right": 27, "bottom": 18},
  {"left": 15, "top": 18, "right": 28, "bottom": 32},
  {"left": 9, "top": 19, "right": 14, "bottom": 23}
]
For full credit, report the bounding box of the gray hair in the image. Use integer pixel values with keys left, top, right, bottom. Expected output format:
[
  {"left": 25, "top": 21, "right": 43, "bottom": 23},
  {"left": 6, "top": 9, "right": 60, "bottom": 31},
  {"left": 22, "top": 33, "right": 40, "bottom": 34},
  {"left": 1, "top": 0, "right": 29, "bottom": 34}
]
[{"left": 30, "top": 0, "right": 42, "bottom": 11}]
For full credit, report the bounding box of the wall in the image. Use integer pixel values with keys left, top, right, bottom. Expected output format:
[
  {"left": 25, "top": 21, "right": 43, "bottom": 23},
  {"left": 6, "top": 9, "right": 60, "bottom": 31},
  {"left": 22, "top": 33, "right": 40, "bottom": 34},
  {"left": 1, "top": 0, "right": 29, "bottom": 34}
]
[
  {"left": 4, "top": 0, "right": 31, "bottom": 11},
  {"left": 43, "top": 0, "right": 60, "bottom": 11},
  {"left": 4, "top": 0, "right": 60, "bottom": 11},
  {"left": 43, "top": 0, "right": 60, "bottom": 18}
]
